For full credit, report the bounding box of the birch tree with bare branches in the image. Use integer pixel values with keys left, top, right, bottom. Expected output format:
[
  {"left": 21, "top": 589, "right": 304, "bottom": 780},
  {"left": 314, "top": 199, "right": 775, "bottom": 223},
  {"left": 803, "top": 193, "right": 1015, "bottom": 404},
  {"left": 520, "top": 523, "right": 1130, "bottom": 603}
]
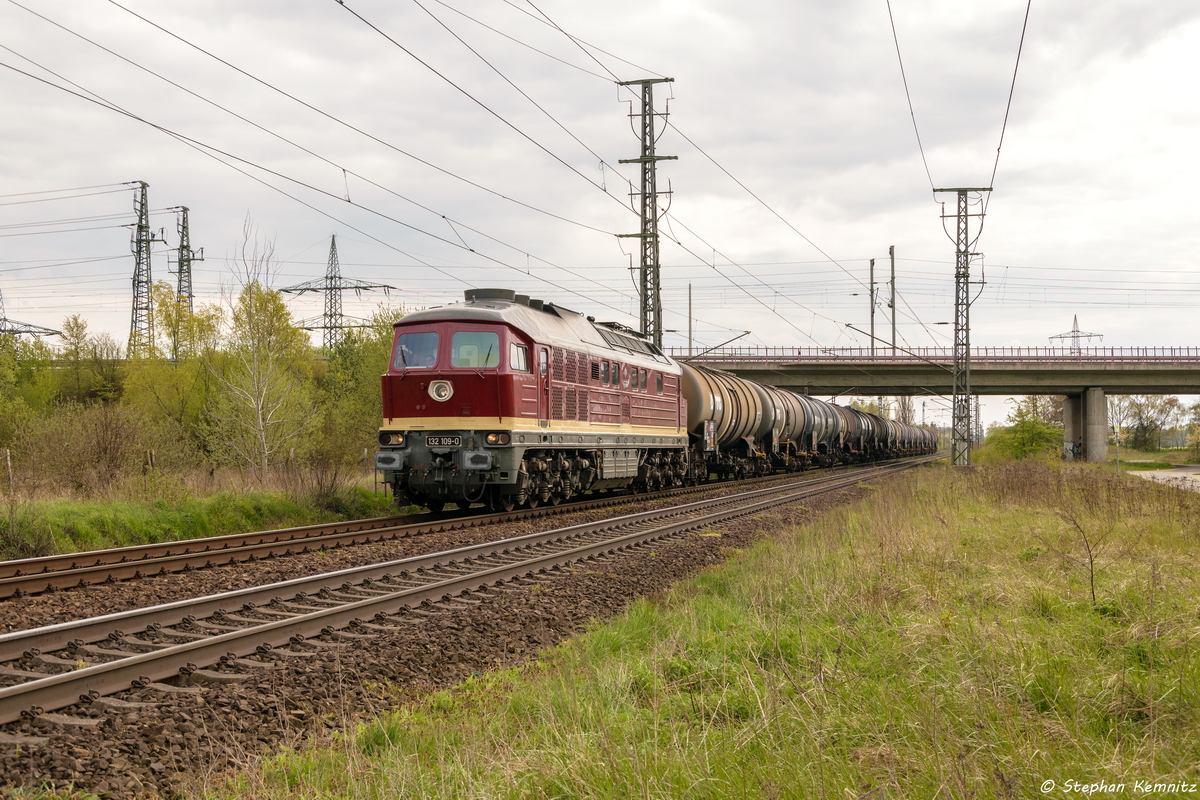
[{"left": 207, "top": 224, "right": 315, "bottom": 482}]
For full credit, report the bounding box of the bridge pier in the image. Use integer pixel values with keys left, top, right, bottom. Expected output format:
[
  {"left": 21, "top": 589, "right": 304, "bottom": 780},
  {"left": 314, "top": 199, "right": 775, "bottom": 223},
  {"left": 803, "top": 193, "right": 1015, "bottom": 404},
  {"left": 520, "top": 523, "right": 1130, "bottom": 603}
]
[
  {"left": 1086, "top": 387, "right": 1108, "bottom": 463},
  {"left": 1063, "top": 388, "right": 1108, "bottom": 462}
]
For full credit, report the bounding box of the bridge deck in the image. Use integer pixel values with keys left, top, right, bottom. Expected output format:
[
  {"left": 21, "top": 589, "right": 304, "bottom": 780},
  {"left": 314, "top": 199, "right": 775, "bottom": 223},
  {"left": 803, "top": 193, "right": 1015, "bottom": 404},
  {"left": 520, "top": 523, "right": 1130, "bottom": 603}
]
[{"left": 667, "top": 347, "right": 1200, "bottom": 396}]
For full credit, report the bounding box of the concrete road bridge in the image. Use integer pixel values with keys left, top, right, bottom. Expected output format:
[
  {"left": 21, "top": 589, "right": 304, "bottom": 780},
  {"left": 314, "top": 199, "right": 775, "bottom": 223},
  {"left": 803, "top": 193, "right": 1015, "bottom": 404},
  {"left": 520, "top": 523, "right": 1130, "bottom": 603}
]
[{"left": 666, "top": 346, "right": 1200, "bottom": 463}]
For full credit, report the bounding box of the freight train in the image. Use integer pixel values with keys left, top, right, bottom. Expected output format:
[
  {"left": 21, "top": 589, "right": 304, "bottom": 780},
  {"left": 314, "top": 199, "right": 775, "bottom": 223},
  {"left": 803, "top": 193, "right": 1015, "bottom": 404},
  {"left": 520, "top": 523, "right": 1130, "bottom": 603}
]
[{"left": 374, "top": 288, "right": 938, "bottom": 511}]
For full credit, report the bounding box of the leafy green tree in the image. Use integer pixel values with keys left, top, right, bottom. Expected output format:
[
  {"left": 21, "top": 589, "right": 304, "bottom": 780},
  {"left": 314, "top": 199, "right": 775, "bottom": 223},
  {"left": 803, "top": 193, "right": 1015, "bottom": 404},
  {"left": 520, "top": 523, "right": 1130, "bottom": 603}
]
[
  {"left": 314, "top": 306, "right": 405, "bottom": 464},
  {"left": 207, "top": 280, "right": 315, "bottom": 482},
  {"left": 0, "top": 335, "right": 26, "bottom": 448},
  {"left": 124, "top": 283, "right": 224, "bottom": 452},
  {"left": 1126, "top": 394, "right": 1181, "bottom": 451},
  {"left": 979, "top": 397, "right": 1063, "bottom": 462}
]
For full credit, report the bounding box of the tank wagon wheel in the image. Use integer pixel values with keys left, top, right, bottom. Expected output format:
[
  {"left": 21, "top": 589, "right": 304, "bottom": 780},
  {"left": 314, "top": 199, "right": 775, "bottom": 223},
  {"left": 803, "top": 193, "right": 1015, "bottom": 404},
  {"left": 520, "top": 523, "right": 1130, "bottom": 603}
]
[
  {"left": 455, "top": 500, "right": 474, "bottom": 510},
  {"left": 426, "top": 499, "right": 445, "bottom": 513}
]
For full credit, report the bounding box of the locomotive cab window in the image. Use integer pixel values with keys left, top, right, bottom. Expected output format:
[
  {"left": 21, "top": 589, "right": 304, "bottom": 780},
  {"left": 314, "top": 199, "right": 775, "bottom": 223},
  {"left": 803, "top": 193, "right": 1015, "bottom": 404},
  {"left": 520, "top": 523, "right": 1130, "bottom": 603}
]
[
  {"left": 396, "top": 331, "right": 438, "bottom": 369},
  {"left": 451, "top": 331, "right": 500, "bottom": 368},
  {"left": 510, "top": 343, "right": 530, "bottom": 373}
]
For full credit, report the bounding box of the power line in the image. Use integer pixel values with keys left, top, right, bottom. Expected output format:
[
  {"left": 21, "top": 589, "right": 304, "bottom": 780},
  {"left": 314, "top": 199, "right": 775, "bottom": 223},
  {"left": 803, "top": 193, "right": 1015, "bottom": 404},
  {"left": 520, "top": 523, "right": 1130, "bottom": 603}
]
[
  {"left": 412, "top": 0, "right": 617, "bottom": 172},
  {"left": 2, "top": 0, "right": 613, "bottom": 247},
  {"left": 985, "top": 0, "right": 1033, "bottom": 210},
  {"left": 885, "top": 0, "right": 936, "bottom": 192},
  {"left": 507, "top": 0, "right": 666, "bottom": 78},
  {"left": 334, "top": 0, "right": 618, "bottom": 198},
  {"left": 0, "top": 58, "right": 655, "bottom": 322},
  {"left": 97, "top": 0, "right": 617, "bottom": 236},
  {"left": 0, "top": 182, "right": 129, "bottom": 199},
  {"left": 2, "top": 8, "right": 643, "bottom": 312},
  {"left": 430, "top": 0, "right": 612, "bottom": 80},
  {"left": 0, "top": 224, "right": 131, "bottom": 238},
  {"left": 0, "top": 188, "right": 130, "bottom": 208}
]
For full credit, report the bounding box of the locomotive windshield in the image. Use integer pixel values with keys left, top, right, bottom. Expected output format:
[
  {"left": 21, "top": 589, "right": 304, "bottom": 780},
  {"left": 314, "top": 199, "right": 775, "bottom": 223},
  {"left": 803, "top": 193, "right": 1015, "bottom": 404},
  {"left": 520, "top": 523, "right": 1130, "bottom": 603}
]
[
  {"left": 452, "top": 331, "right": 501, "bottom": 368},
  {"left": 395, "top": 331, "right": 438, "bottom": 369}
]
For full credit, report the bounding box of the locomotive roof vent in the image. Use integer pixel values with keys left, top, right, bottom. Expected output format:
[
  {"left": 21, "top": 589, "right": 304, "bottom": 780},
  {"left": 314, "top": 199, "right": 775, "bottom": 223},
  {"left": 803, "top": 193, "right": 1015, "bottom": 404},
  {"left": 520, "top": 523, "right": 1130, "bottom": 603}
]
[
  {"left": 464, "top": 288, "right": 516, "bottom": 303},
  {"left": 528, "top": 298, "right": 545, "bottom": 311},
  {"left": 514, "top": 294, "right": 530, "bottom": 306}
]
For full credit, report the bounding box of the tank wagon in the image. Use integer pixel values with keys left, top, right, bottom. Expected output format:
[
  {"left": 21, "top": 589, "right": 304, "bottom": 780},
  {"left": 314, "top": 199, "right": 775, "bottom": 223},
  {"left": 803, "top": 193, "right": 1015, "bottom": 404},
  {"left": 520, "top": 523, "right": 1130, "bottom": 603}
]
[{"left": 375, "top": 289, "right": 938, "bottom": 511}]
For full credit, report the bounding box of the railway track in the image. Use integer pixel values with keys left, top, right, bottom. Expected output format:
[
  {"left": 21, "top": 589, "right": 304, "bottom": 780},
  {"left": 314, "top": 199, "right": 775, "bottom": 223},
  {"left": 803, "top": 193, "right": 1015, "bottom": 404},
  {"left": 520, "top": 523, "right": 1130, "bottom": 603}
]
[
  {"left": 0, "top": 457, "right": 934, "bottom": 729},
  {"left": 0, "top": 459, "right": 905, "bottom": 600}
]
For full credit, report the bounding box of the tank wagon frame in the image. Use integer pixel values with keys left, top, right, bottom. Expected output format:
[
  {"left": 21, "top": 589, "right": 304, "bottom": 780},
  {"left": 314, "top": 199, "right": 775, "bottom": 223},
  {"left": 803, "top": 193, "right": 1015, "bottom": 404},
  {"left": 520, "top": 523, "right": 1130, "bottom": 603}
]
[{"left": 375, "top": 289, "right": 938, "bottom": 511}]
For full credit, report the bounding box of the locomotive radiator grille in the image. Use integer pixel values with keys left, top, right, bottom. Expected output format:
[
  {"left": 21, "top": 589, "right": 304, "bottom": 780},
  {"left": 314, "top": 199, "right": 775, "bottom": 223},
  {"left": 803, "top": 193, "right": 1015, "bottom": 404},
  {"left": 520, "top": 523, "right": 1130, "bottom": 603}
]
[
  {"left": 565, "top": 388, "right": 578, "bottom": 420},
  {"left": 551, "top": 386, "right": 565, "bottom": 419}
]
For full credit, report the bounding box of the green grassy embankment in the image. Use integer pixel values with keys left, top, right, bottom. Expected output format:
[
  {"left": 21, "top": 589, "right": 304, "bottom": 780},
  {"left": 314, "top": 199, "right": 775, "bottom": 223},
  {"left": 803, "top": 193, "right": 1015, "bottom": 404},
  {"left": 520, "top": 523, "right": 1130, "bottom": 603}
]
[
  {"left": 204, "top": 461, "right": 1200, "bottom": 799},
  {"left": 0, "top": 486, "right": 396, "bottom": 559}
]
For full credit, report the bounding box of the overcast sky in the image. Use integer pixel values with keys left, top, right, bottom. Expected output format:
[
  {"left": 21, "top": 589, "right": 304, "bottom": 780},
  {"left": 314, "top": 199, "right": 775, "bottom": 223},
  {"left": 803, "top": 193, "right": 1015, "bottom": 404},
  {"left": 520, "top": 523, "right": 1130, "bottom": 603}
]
[{"left": 2, "top": 0, "right": 1198, "bottom": 426}]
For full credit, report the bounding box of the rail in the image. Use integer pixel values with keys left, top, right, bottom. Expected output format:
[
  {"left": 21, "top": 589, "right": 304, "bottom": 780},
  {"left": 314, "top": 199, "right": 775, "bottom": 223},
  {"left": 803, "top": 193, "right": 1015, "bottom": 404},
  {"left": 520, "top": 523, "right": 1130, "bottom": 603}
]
[
  {"left": 667, "top": 346, "right": 1200, "bottom": 364},
  {"left": 0, "top": 457, "right": 937, "bottom": 725}
]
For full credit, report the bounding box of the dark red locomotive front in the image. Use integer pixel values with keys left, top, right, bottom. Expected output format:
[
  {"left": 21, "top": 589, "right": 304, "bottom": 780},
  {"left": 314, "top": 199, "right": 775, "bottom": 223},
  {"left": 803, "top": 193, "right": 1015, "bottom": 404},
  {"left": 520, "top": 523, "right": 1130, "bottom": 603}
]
[{"left": 375, "top": 288, "right": 690, "bottom": 511}]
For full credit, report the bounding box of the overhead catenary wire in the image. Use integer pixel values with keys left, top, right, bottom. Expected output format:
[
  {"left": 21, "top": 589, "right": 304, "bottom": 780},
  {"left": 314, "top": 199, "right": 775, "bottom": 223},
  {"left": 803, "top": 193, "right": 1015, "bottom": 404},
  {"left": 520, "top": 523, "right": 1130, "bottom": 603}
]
[
  {"left": 3, "top": 0, "right": 644, "bottom": 311},
  {"left": 0, "top": 57, "right": 662, "bottom": 323},
  {"left": 95, "top": 0, "right": 618, "bottom": 236},
  {"left": 333, "top": 0, "right": 620, "bottom": 199},
  {"left": 0, "top": 182, "right": 130, "bottom": 199},
  {"left": 885, "top": 0, "right": 936, "bottom": 193},
  {"left": 982, "top": 0, "right": 1033, "bottom": 217},
  {"left": 430, "top": 0, "right": 611, "bottom": 81}
]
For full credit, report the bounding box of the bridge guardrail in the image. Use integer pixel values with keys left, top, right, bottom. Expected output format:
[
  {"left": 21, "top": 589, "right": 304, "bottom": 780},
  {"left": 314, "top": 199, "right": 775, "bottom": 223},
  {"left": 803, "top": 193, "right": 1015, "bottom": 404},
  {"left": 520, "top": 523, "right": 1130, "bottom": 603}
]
[{"left": 665, "top": 347, "right": 1200, "bottom": 365}]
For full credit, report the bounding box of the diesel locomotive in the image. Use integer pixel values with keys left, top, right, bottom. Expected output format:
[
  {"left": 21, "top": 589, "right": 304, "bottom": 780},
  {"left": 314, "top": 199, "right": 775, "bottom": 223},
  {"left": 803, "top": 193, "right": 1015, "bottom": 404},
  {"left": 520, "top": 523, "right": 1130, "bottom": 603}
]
[{"left": 374, "top": 288, "right": 937, "bottom": 511}]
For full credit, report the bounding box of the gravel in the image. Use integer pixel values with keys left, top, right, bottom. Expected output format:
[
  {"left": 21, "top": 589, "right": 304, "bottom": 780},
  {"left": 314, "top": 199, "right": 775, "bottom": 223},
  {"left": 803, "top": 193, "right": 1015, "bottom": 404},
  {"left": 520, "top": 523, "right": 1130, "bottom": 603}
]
[{"left": 0, "top": 481, "right": 865, "bottom": 798}]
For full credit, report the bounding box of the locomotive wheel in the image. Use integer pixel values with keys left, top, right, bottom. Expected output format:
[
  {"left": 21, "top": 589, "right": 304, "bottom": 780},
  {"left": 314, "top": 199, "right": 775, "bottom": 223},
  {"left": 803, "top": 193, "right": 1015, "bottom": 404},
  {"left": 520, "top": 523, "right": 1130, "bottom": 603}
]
[
  {"left": 426, "top": 499, "right": 445, "bottom": 512},
  {"left": 526, "top": 496, "right": 540, "bottom": 509},
  {"left": 548, "top": 494, "right": 561, "bottom": 506},
  {"left": 492, "top": 497, "right": 515, "bottom": 512}
]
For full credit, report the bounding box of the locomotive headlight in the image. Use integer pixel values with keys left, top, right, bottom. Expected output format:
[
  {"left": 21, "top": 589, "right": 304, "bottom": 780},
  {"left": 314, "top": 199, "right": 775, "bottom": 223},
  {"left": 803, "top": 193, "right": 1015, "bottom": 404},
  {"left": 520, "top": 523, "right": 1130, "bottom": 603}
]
[
  {"left": 485, "top": 432, "right": 511, "bottom": 445},
  {"left": 377, "top": 431, "right": 405, "bottom": 447},
  {"left": 428, "top": 380, "right": 453, "bottom": 402}
]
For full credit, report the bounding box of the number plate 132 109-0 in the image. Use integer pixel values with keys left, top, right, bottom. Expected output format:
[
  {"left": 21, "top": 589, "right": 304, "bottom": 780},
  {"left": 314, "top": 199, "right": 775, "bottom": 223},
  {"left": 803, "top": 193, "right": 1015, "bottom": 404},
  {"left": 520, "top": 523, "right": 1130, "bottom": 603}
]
[{"left": 426, "top": 436, "right": 462, "bottom": 447}]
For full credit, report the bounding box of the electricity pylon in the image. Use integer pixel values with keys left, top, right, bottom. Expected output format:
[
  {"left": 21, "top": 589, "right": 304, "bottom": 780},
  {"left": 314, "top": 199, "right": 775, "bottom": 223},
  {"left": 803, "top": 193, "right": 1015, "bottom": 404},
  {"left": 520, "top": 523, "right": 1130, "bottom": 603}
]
[
  {"left": 281, "top": 235, "right": 394, "bottom": 350},
  {"left": 617, "top": 77, "right": 676, "bottom": 348}
]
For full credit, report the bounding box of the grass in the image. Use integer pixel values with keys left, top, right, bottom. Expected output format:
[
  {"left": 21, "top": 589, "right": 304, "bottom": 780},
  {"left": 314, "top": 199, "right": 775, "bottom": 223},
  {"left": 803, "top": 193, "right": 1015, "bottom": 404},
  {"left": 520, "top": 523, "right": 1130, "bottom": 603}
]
[
  {"left": 0, "top": 484, "right": 397, "bottom": 559},
  {"left": 1112, "top": 446, "right": 1196, "bottom": 466},
  {"left": 192, "top": 461, "right": 1197, "bottom": 798}
]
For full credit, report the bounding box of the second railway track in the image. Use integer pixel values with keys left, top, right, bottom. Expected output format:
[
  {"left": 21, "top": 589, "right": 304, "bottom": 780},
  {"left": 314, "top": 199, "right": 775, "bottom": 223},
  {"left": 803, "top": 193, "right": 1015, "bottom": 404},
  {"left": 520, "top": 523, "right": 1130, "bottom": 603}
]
[
  {"left": 0, "top": 457, "right": 934, "bottom": 728},
  {"left": 0, "top": 460, "right": 899, "bottom": 600}
]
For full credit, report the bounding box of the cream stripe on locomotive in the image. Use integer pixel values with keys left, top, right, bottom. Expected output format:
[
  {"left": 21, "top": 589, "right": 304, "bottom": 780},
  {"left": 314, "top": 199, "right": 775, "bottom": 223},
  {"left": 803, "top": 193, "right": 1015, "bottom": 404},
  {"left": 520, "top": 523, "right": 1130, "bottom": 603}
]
[{"left": 382, "top": 416, "right": 686, "bottom": 438}]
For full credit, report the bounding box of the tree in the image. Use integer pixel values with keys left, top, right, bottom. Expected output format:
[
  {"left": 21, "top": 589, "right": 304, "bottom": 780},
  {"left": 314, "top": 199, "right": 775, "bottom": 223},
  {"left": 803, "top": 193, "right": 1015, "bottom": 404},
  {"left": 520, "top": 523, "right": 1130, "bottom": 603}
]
[
  {"left": 124, "top": 283, "right": 224, "bottom": 452},
  {"left": 314, "top": 305, "right": 406, "bottom": 463},
  {"left": 207, "top": 226, "right": 315, "bottom": 482},
  {"left": 58, "top": 314, "right": 90, "bottom": 400},
  {"left": 0, "top": 335, "right": 25, "bottom": 448},
  {"left": 1126, "top": 395, "right": 1181, "bottom": 451},
  {"left": 979, "top": 397, "right": 1063, "bottom": 461}
]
